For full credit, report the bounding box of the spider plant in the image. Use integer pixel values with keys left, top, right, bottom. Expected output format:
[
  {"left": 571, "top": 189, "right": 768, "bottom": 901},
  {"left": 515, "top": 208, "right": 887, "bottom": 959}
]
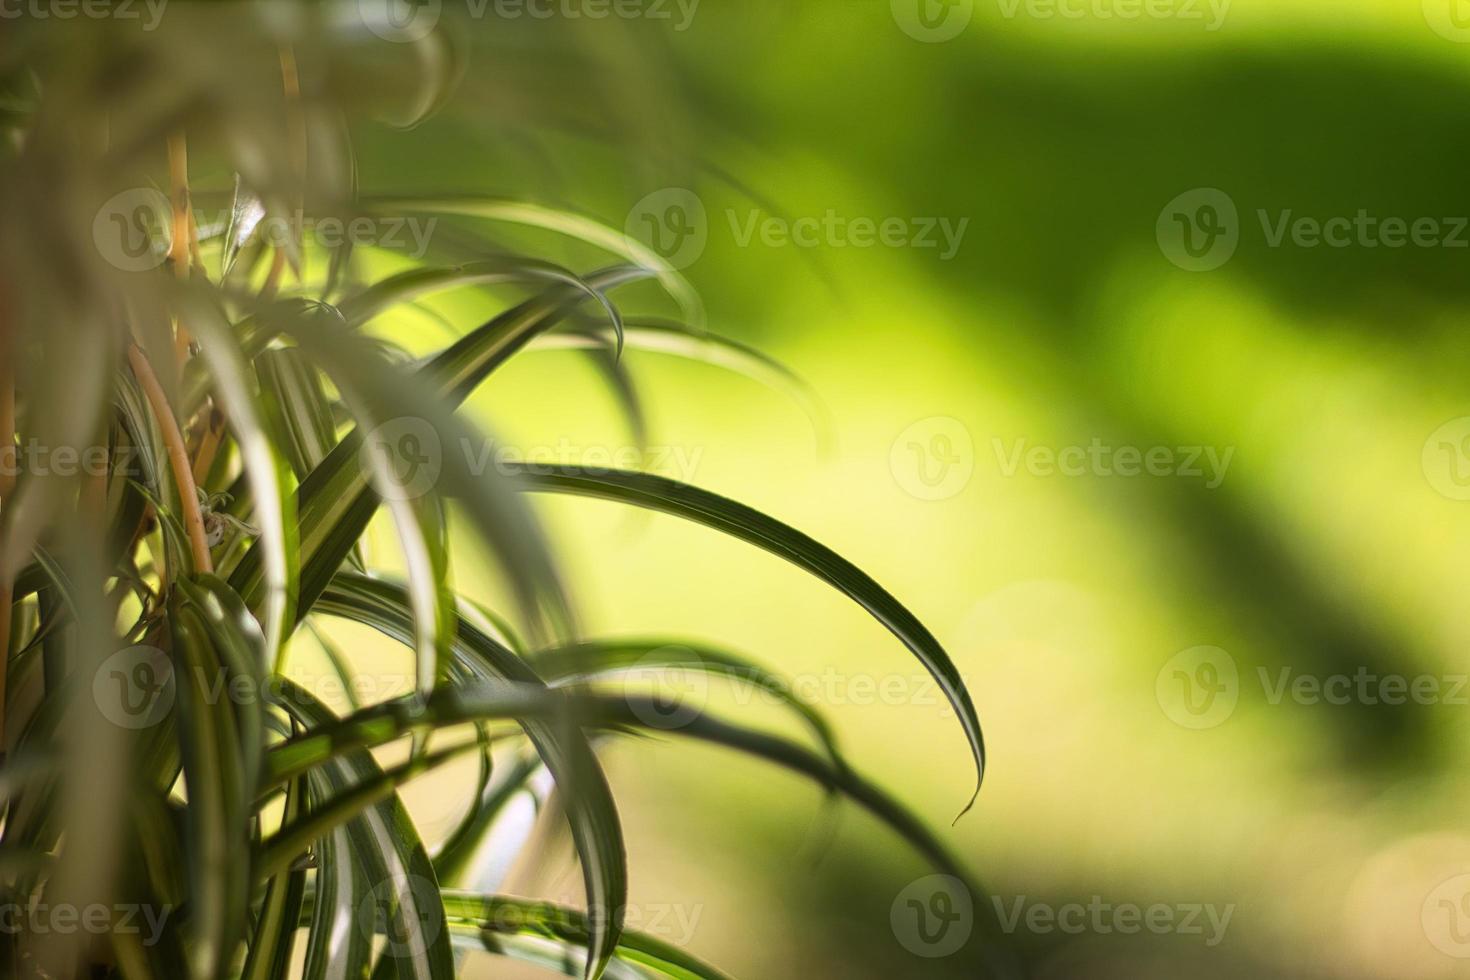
[{"left": 0, "top": 7, "right": 986, "bottom": 978}]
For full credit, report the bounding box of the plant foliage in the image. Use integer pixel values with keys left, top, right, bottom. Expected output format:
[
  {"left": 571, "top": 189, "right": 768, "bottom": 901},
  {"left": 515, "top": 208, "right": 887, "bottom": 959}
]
[{"left": 0, "top": 8, "right": 986, "bottom": 978}]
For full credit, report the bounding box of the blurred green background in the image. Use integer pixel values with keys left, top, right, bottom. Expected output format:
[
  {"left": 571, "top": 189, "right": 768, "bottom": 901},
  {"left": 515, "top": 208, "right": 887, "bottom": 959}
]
[{"left": 316, "top": 1, "right": 1470, "bottom": 976}]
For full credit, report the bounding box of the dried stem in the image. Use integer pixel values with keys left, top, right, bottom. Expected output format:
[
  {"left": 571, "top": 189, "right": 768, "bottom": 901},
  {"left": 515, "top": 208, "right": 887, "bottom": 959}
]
[
  {"left": 260, "top": 248, "right": 287, "bottom": 301},
  {"left": 0, "top": 303, "right": 13, "bottom": 746},
  {"left": 167, "top": 132, "right": 194, "bottom": 369},
  {"left": 127, "top": 343, "right": 213, "bottom": 576},
  {"left": 0, "top": 346, "right": 13, "bottom": 501},
  {"left": 191, "top": 403, "right": 226, "bottom": 486}
]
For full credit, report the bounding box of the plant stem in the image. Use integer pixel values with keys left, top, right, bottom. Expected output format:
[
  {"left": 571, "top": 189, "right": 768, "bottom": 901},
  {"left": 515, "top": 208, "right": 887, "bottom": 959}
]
[
  {"left": 191, "top": 403, "right": 226, "bottom": 486},
  {"left": 0, "top": 348, "right": 13, "bottom": 500},
  {"left": 167, "top": 132, "right": 194, "bottom": 370},
  {"left": 127, "top": 343, "right": 213, "bottom": 575},
  {"left": 260, "top": 248, "right": 287, "bottom": 300},
  {"left": 0, "top": 306, "right": 13, "bottom": 748}
]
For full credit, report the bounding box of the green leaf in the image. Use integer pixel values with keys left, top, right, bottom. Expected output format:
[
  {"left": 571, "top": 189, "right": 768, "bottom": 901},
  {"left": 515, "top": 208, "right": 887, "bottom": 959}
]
[
  {"left": 229, "top": 268, "right": 651, "bottom": 656},
  {"left": 242, "top": 776, "right": 308, "bottom": 980},
  {"left": 391, "top": 25, "right": 464, "bottom": 131},
  {"left": 334, "top": 259, "right": 625, "bottom": 357},
  {"left": 301, "top": 824, "right": 373, "bottom": 980},
  {"left": 112, "top": 367, "right": 165, "bottom": 493},
  {"left": 256, "top": 737, "right": 499, "bottom": 882},
  {"left": 350, "top": 405, "right": 457, "bottom": 699},
  {"left": 263, "top": 683, "right": 973, "bottom": 886},
  {"left": 447, "top": 932, "right": 651, "bottom": 980},
  {"left": 433, "top": 749, "right": 541, "bottom": 886},
  {"left": 542, "top": 317, "right": 833, "bottom": 454},
  {"left": 311, "top": 574, "right": 629, "bottom": 980},
  {"left": 255, "top": 348, "right": 340, "bottom": 481},
  {"left": 442, "top": 894, "right": 735, "bottom": 980},
  {"left": 529, "top": 639, "right": 846, "bottom": 774},
  {"left": 222, "top": 174, "right": 267, "bottom": 279},
  {"left": 274, "top": 679, "right": 455, "bottom": 980},
  {"left": 177, "top": 575, "right": 269, "bottom": 798},
  {"left": 226, "top": 275, "right": 612, "bottom": 634},
  {"left": 262, "top": 680, "right": 551, "bottom": 790},
  {"left": 365, "top": 196, "right": 703, "bottom": 331},
  {"left": 169, "top": 584, "right": 254, "bottom": 979},
  {"left": 180, "top": 286, "right": 299, "bottom": 668},
  {"left": 506, "top": 464, "right": 986, "bottom": 815}
]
